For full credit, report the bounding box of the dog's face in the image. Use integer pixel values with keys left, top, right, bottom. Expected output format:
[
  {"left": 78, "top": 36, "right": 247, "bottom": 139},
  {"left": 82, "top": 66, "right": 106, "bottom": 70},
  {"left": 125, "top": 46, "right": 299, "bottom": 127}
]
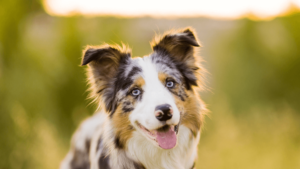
[{"left": 82, "top": 28, "right": 204, "bottom": 150}]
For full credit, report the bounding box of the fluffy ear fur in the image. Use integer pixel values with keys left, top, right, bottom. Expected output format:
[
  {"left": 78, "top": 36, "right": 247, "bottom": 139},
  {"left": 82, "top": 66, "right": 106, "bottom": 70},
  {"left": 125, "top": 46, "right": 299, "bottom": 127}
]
[
  {"left": 151, "top": 28, "right": 203, "bottom": 90},
  {"left": 82, "top": 44, "right": 131, "bottom": 112},
  {"left": 151, "top": 27, "right": 200, "bottom": 70}
]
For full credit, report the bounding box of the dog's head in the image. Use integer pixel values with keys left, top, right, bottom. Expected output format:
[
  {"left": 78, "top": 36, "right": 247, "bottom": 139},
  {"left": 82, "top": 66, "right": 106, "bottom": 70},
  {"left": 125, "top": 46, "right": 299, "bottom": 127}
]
[{"left": 82, "top": 28, "right": 205, "bottom": 150}]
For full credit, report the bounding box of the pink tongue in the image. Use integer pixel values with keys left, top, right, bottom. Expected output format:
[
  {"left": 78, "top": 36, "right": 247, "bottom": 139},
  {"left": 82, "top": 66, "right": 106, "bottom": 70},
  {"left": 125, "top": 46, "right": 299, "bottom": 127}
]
[{"left": 156, "top": 127, "right": 177, "bottom": 149}]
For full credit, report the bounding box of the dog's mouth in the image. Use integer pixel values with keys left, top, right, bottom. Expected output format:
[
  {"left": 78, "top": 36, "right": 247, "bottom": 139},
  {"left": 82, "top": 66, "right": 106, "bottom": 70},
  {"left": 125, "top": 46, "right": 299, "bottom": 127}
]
[{"left": 136, "top": 122, "right": 180, "bottom": 149}]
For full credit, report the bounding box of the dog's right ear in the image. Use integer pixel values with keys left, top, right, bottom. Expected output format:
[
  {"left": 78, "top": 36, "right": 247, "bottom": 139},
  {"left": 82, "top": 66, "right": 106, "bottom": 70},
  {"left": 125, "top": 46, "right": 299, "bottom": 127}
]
[{"left": 81, "top": 44, "right": 131, "bottom": 112}]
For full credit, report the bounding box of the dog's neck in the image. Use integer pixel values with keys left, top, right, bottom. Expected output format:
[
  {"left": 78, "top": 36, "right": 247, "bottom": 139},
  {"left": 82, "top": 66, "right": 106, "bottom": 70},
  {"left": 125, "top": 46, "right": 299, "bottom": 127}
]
[{"left": 126, "top": 125, "right": 200, "bottom": 169}]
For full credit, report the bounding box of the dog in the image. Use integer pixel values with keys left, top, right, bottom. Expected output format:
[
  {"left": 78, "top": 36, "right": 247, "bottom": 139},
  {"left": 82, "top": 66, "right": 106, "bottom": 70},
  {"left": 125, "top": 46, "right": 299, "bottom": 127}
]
[{"left": 60, "top": 27, "right": 207, "bottom": 169}]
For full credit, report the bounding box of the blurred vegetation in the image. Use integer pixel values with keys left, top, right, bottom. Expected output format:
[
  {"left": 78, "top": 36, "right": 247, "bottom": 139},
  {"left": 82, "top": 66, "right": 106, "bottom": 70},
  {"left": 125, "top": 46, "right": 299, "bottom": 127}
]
[{"left": 0, "top": 0, "right": 300, "bottom": 169}]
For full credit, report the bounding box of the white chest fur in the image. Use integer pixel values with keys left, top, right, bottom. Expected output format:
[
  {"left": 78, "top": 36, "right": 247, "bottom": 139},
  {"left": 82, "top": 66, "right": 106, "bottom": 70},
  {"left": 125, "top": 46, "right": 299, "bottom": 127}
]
[{"left": 126, "top": 125, "right": 200, "bottom": 169}]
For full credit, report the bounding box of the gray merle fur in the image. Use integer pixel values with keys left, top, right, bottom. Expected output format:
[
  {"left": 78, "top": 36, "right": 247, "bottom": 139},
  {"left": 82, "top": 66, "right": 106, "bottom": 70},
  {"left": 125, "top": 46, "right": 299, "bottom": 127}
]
[
  {"left": 109, "top": 64, "right": 142, "bottom": 117},
  {"left": 151, "top": 47, "right": 198, "bottom": 91}
]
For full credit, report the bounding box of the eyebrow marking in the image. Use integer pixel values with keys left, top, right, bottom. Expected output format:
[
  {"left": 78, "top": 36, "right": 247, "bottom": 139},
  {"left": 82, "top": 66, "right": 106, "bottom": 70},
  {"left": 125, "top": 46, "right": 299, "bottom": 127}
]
[
  {"left": 158, "top": 72, "right": 168, "bottom": 83},
  {"left": 133, "top": 77, "right": 145, "bottom": 87}
]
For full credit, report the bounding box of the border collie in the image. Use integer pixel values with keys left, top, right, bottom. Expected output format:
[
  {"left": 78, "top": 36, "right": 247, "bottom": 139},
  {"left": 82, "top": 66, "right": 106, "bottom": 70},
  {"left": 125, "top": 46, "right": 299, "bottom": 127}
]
[{"left": 60, "top": 27, "right": 207, "bottom": 169}]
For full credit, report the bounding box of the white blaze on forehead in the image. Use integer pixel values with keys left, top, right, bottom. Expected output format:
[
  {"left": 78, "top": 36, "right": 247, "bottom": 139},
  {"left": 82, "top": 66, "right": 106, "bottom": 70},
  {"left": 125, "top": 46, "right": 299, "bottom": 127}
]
[{"left": 129, "top": 57, "right": 180, "bottom": 130}]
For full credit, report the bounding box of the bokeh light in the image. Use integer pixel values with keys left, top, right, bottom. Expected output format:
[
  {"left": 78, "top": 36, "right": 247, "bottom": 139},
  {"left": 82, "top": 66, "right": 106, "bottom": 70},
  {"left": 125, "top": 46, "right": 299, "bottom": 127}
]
[{"left": 45, "top": 0, "right": 300, "bottom": 19}]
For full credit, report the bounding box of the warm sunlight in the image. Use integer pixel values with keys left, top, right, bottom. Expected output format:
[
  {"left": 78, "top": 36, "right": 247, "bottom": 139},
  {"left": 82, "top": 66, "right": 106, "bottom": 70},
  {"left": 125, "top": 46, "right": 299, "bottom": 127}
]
[{"left": 44, "top": 0, "right": 300, "bottom": 19}]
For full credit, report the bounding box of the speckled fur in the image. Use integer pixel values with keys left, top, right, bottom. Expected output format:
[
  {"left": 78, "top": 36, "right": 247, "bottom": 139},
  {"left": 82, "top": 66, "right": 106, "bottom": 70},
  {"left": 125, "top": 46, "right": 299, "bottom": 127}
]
[{"left": 60, "top": 27, "right": 207, "bottom": 169}]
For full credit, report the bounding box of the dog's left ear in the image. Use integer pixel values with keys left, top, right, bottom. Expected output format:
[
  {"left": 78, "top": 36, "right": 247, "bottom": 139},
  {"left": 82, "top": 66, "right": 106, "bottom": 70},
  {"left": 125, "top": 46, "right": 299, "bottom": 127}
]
[
  {"left": 151, "top": 28, "right": 200, "bottom": 69},
  {"left": 152, "top": 28, "right": 202, "bottom": 89}
]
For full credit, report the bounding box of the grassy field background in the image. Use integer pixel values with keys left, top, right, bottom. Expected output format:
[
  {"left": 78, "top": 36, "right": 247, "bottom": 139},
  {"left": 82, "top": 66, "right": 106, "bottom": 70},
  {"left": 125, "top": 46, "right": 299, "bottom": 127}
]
[{"left": 1, "top": 1, "right": 300, "bottom": 169}]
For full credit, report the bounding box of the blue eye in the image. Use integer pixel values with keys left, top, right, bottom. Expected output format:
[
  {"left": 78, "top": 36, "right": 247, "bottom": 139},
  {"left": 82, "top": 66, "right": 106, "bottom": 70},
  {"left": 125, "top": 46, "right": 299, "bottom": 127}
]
[
  {"left": 166, "top": 80, "right": 174, "bottom": 88},
  {"left": 131, "top": 89, "right": 141, "bottom": 96}
]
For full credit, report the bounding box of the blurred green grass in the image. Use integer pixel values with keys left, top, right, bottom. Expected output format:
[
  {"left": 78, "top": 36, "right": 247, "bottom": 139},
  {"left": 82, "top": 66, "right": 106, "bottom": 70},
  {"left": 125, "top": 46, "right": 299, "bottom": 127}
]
[{"left": 0, "top": 1, "right": 300, "bottom": 169}]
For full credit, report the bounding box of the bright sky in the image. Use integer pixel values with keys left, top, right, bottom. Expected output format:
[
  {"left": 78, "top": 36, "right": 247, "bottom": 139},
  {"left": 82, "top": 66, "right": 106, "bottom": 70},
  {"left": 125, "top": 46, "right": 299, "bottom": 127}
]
[{"left": 44, "top": 0, "right": 300, "bottom": 19}]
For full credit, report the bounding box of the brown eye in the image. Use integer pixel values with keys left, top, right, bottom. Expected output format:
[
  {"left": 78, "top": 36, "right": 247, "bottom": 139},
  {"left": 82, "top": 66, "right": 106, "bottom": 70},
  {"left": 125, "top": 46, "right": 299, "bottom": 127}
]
[
  {"left": 166, "top": 80, "right": 175, "bottom": 88},
  {"left": 131, "top": 89, "right": 141, "bottom": 96}
]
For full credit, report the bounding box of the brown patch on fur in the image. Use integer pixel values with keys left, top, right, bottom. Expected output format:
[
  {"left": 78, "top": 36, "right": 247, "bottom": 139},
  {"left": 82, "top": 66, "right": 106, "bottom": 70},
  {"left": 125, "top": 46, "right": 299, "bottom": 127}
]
[
  {"left": 172, "top": 89, "right": 205, "bottom": 136},
  {"left": 112, "top": 104, "right": 135, "bottom": 149},
  {"left": 133, "top": 77, "right": 145, "bottom": 88},
  {"left": 180, "top": 90, "right": 206, "bottom": 136},
  {"left": 158, "top": 72, "right": 168, "bottom": 83}
]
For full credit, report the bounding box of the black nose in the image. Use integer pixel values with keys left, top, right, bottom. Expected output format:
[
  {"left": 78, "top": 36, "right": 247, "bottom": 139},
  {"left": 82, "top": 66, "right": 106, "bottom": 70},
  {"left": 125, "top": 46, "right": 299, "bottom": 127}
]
[{"left": 155, "top": 104, "right": 173, "bottom": 121}]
